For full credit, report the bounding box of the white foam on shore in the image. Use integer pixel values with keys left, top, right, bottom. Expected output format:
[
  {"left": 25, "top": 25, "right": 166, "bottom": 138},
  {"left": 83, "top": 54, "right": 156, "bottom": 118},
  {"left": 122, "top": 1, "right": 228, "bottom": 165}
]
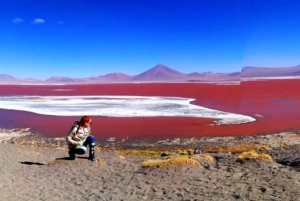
[{"left": 0, "top": 95, "right": 255, "bottom": 125}]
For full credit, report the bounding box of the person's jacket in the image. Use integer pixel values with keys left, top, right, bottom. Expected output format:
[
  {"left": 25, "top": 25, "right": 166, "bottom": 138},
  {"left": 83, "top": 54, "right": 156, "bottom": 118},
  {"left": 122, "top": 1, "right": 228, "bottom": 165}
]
[{"left": 66, "top": 121, "right": 91, "bottom": 148}]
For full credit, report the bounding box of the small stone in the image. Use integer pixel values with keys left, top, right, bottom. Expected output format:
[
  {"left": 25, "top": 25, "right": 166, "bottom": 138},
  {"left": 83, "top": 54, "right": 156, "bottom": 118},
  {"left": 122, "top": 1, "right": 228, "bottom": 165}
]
[{"left": 259, "top": 187, "right": 267, "bottom": 193}]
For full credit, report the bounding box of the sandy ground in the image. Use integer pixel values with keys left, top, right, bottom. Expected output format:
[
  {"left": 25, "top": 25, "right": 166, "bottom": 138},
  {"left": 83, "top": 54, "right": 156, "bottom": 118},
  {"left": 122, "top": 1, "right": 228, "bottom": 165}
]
[{"left": 2, "top": 130, "right": 300, "bottom": 200}]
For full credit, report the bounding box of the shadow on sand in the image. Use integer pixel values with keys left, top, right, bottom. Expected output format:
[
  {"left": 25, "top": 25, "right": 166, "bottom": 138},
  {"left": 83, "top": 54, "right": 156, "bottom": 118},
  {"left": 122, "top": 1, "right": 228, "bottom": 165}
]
[
  {"left": 19, "top": 161, "right": 45, "bottom": 166},
  {"left": 19, "top": 156, "right": 90, "bottom": 166},
  {"left": 55, "top": 156, "right": 90, "bottom": 160}
]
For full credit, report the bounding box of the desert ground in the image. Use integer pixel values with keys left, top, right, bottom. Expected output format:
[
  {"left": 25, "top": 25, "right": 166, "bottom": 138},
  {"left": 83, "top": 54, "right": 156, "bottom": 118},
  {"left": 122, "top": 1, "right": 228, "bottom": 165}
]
[{"left": 1, "top": 128, "right": 300, "bottom": 201}]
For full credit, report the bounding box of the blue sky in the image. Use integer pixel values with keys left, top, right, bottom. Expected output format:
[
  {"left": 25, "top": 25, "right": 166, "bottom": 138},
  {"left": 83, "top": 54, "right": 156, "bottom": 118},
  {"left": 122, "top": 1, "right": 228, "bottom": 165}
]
[{"left": 1, "top": 0, "right": 300, "bottom": 79}]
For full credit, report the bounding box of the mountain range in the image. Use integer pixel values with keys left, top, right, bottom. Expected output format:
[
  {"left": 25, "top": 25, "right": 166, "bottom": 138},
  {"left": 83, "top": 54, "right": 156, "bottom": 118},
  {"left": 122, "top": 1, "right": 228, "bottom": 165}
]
[{"left": 1, "top": 64, "right": 300, "bottom": 84}]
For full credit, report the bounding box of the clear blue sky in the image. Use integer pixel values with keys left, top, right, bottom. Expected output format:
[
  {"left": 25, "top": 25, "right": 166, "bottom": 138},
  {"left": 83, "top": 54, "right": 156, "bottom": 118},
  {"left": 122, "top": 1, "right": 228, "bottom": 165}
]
[{"left": 1, "top": 0, "right": 300, "bottom": 79}]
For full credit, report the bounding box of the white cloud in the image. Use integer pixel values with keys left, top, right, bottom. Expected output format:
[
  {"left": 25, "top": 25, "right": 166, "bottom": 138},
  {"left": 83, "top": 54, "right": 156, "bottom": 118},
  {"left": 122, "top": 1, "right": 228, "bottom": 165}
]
[
  {"left": 12, "top": 18, "right": 23, "bottom": 24},
  {"left": 32, "top": 18, "right": 45, "bottom": 24}
]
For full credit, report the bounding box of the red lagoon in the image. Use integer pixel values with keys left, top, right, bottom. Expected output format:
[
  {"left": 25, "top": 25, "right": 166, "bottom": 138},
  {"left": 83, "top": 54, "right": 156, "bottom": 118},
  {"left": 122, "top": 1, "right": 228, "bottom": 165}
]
[{"left": 0, "top": 79, "right": 300, "bottom": 142}]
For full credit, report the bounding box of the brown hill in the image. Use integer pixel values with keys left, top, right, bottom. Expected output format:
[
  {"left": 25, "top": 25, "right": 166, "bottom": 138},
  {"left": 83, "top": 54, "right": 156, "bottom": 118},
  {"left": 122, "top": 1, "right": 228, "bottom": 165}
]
[
  {"left": 242, "top": 66, "right": 300, "bottom": 78},
  {"left": 133, "top": 64, "right": 187, "bottom": 81},
  {"left": 101, "top": 73, "right": 131, "bottom": 80},
  {"left": 0, "top": 74, "right": 16, "bottom": 80},
  {"left": 3, "top": 64, "right": 300, "bottom": 84},
  {"left": 46, "top": 76, "right": 83, "bottom": 83}
]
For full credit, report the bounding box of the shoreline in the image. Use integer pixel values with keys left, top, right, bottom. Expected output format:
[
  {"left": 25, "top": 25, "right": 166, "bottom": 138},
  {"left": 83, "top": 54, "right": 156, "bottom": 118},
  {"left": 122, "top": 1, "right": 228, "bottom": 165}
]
[{"left": 2, "top": 127, "right": 300, "bottom": 150}]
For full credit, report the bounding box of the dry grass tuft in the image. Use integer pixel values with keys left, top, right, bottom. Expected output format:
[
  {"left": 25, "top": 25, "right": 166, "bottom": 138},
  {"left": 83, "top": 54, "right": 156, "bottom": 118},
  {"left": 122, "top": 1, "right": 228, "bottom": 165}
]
[
  {"left": 255, "top": 144, "right": 272, "bottom": 151},
  {"left": 118, "top": 155, "right": 127, "bottom": 161},
  {"left": 47, "top": 159, "right": 65, "bottom": 165},
  {"left": 141, "top": 156, "right": 202, "bottom": 168},
  {"left": 118, "top": 149, "right": 170, "bottom": 157},
  {"left": 192, "top": 154, "right": 216, "bottom": 163},
  {"left": 176, "top": 149, "right": 194, "bottom": 155},
  {"left": 16, "top": 148, "right": 40, "bottom": 156},
  {"left": 258, "top": 153, "right": 273, "bottom": 161},
  {"left": 97, "top": 158, "right": 106, "bottom": 164},
  {"left": 47, "top": 159, "right": 56, "bottom": 165},
  {"left": 94, "top": 147, "right": 102, "bottom": 151},
  {"left": 205, "top": 144, "right": 255, "bottom": 154},
  {"left": 237, "top": 150, "right": 273, "bottom": 162},
  {"left": 204, "top": 143, "right": 272, "bottom": 154}
]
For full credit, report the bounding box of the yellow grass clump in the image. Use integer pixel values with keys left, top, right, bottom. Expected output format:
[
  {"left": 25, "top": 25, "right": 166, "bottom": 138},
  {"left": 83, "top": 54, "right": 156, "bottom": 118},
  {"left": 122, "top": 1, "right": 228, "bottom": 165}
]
[
  {"left": 16, "top": 147, "right": 41, "bottom": 156},
  {"left": 192, "top": 154, "right": 216, "bottom": 163},
  {"left": 97, "top": 158, "right": 106, "bottom": 164},
  {"left": 118, "top": 149, "right": 170, "bottom": 157},
  {"left": 237, "top": 150, "right": 273, "bottom": 162},
  {"left": 118, "top": 155, "right": 127, "bottom": 161},
  {"left": 176, "top": 149, "right": 194, "bottom": 155},
  {"left": 141, "top": 156, "right": 202, "bottom": 168},
  {"left": 47, "top": 159, "right": 65, "bottom": 165},
  {"left": 255, "top": 144, "right": 272, "bottom": 151},
  {"left": 94, "top": 147, "right": 102, "bottom": 151},
  {"left": 258, "top": 153, "right": 273, "bottom": 161},
  {"left": 205, "top": 144, "right": 255, "bottom": 154}
]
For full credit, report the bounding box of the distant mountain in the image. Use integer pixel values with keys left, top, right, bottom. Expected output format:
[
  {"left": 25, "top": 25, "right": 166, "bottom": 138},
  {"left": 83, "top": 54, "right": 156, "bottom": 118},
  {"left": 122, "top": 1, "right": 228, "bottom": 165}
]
[
  {"left": 133, "top": 64, "right": 187, "bottom": 81},
  {"left": 2, "top": 64, "right": 300, "bottom": 85},
  {"left": 188, "top": 71, "right": 241, "bottom": 82},
  {"left": 229, "top": 72, "right": 241, "bottom": 76},
  {"left": 46, "top": 76, "right": 83, "bottom": 83},
  {"left": 0, "top": 74, "right": 16, "bottom": 80},
  {"left": 82, "top": 73, "right": 132, "bottom": 83},
  {"left": 101, "top": 73, "right": 131, "bottom": 80},
  {"left": 0, "top": 74, "right": 45, "bottom": 84},
  {"left": 242, "top": 66, "right": 300, "bottom": 78},
  {"left": 188, "top": 72, "right": 204, "bottom": 77}
]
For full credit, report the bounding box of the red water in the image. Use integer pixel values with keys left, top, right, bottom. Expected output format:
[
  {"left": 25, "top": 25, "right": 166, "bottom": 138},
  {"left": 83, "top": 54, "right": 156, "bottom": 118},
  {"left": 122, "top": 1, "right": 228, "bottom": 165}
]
[{"left": 0, "top": 80, "right": 300, "bottom": 141}]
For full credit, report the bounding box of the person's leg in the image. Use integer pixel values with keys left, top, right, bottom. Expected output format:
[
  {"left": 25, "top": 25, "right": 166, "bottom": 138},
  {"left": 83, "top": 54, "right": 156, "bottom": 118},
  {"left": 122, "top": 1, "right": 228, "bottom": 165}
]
[
  {"left": 83, "top": 135, "right": 96, "bottom": 161},
  {"left": 75, "top": 146, "right": 87, "bottom": 154},
  {"left": 68, "top": 146, "right": 87, "bottom": 160},
  {"left": 68, "top": 148, "right": 76, "bottom": 160}
]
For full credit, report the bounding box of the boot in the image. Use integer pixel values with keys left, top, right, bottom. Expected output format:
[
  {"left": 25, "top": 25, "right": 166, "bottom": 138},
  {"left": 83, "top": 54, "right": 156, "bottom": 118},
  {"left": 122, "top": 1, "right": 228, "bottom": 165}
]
[
  {"left": 68, "top": 149, "right": 75, "bottom": 160},
  {"left": 89, "top": 149, "right": 96, "bottom": 162}
]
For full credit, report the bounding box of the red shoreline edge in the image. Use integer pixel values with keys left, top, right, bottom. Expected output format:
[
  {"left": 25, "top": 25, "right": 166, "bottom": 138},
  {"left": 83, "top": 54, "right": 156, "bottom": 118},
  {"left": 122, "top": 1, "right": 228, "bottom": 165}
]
[{"left": 0, "top": 79, "right": 300, "bottom": 141}]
